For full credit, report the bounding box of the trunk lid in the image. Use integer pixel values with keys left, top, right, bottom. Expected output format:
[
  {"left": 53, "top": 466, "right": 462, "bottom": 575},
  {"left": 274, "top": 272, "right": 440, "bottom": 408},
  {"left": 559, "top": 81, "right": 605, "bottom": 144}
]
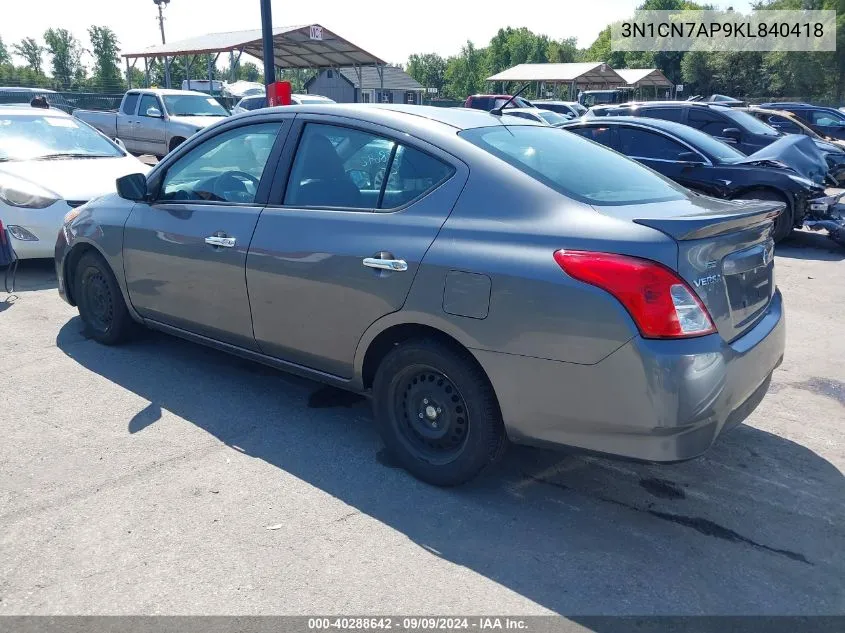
[{"left": 595, "top": 195, "right": 781, "bottom": 342}]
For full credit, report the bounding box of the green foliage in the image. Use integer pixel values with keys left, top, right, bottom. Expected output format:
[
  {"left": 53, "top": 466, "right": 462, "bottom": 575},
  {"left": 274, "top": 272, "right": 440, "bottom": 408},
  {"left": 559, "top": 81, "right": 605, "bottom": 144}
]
[
  {"left": 407, "top": 53, "right": 447, "bottom": 94},
  {"left": 44, "top": 28, "right": 84, "bottom": 89},
  {"left": 88, "top": 26, "right": 124, "bottom": 92},
  {"left": 14, "top": 38, "right": 44, "bottom": 74},
  {"left": 0, "top": 37, "right": 10, "bottom": 66}
]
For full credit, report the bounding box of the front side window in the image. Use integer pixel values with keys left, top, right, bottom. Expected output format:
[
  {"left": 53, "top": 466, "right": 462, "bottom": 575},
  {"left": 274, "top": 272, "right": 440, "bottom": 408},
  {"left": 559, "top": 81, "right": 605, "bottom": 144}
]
[
  {"left": 139, "top": 94, "right": 162, "bottom": 118},
  {"left": 722, "top": 108, "right": 780, "bottom": 136},
  {"left": 767, "top": 115, "right": 802, "bottom": 134},
  {"left": 461, "top": 125, "right": 685, "bottom": 205},
  {"left": 687, "top": 108, "right": 730, "bottom": 136},
  {"left": 284, "top": 123, "right": 452, "bottom": 210},
  {"left": 160, "top": 122, "right": 281, "bottom": 203},
  {"left": 809, "top": 109, "right": 845, "bottom": 126},
  {"left": 617, "top": 127, "right": 690, "bottom": 161},
  {"left": 566, "top": 125, "right": 613, "bottom": 148}
]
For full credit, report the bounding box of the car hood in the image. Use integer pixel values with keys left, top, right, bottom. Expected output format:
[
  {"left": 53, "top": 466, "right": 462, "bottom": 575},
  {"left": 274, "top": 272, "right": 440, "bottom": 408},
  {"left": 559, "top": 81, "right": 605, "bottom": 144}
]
[
  {"left": 737, "top": 134, "right": 829, "bottom": 184},
  {"left": 0, "top": 154, "right": 149, "bottom": 201},
  {"left": 170, "top": 115, "right": 228, "bottom": 128}
]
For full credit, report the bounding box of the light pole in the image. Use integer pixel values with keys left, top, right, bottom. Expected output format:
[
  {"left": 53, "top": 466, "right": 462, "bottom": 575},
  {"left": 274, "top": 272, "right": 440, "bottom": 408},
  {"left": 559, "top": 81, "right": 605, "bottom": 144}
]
[
  {"left": 153, "top": 0, "right": 172, "bottom": 88},
  {"left": 259, "top": 0, "right": 275, "bottom": 87}
]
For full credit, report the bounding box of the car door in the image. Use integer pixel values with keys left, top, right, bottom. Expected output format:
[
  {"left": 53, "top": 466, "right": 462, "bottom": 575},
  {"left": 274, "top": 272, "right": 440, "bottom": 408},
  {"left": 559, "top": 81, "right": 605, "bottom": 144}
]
[
  {"left": 806, "top": 108, "right": 845, "bottom": 140},
  {"left": 615, "top": 125, "right": 711, "bottom": 190},
  {"left": 117, "top": 92, "right": 140, "bottom": 151},
  {"left": 136, "top": 94, "right": 167, "bottom": 155},
  {"left": 123, "top": 119, "right": 289, "bottom": 349},
  {"left": 246, "top": 117, "right": 467, "bottom": 378}
]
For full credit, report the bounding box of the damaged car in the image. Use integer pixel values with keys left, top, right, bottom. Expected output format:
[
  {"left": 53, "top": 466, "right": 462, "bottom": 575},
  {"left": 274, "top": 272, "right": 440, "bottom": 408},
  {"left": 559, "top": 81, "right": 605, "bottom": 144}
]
[{"left": 562, "top": 117, "right": 844, "bottom": 244}]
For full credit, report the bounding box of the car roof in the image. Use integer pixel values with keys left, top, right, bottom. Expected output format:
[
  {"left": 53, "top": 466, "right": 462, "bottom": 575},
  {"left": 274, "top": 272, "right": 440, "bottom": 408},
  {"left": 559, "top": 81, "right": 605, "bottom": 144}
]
[
  {"left": 0, "top": 105, "right": 71, "bottom": 116},
  {"left": 129, "top": 88, "right": 209, "bottom": 96},
  {"left": 243, "top": 103, "right": 542, "bottom": 131}
]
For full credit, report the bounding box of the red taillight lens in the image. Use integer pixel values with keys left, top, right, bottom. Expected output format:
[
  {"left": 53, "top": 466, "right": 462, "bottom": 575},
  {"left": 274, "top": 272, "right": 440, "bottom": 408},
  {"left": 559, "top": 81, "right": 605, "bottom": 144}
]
[{"left": 554, "top": 250, "right": 716, "bottom": 339}]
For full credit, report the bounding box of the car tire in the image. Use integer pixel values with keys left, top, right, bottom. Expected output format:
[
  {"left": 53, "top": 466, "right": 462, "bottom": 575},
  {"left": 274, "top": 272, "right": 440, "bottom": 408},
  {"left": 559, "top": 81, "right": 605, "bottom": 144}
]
[
  {"left": 169, "top": 137, "right": 186, "bottom": 153},
  {"left": 733, "top": 189, "right": 793, "bottom": 242},
  {"left": 74, "top": 251, "right": 134, "bottom": 345},
  {"left": 372, "top": 339, "right": 506, "bottom": 486}
]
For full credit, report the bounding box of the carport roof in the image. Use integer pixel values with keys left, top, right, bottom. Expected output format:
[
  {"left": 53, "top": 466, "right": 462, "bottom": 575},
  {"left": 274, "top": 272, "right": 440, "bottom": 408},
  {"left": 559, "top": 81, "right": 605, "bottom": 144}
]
[
  {"left": 122, "top": 24, "right": 387, "bottom": 69},
  {"left": 486, "top": 62, "right": 625, "bottom": 84},
  {"left": 615, "top": 68, "right": 673, "bottom": 88}
]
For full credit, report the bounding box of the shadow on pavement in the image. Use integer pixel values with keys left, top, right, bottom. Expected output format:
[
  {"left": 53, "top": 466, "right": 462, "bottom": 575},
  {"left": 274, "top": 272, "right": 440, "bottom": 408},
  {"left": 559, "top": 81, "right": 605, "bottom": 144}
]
[
  {"left": 4, "top": 258, "right": 58, "bottom": 292},
  {"left": 56, "top": 319, "right": 844, "bottom": 616},
  {"left": 776, "top": 230, "right": 845, "bottom": 261}
]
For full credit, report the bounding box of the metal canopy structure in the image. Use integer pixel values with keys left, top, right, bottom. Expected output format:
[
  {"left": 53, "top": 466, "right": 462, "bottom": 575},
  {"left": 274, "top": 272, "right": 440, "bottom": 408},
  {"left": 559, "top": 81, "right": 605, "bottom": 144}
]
[
  {"left": 615, "top": 68, "right": 672, "bottom": 88},
  {"left": 123, "top": 24, "right": 386, "bottom": 68},
  {"left": 486, "top": 62, "right": 625, "bottom": 86},
  {"left": 121, "top": 24, "right": 387, "bottom": 94}
]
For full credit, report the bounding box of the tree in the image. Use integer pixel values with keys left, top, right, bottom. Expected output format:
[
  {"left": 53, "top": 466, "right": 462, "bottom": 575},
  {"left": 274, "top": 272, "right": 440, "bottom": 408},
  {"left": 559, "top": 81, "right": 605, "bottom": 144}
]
[
  {"left": 44, "top": 28, "right": 84, "bottom": 89},
  {"left": 407, "top": 53, "right": 447, "bottom": 95},
  {"left": 443, "top": 41, "right": 485, "bottom": 100},
  {"left": 14, "top": 37, "right": 44, "bottom": 74},
  {"left": 0, "top": 37, "right": 10, "bottom": 66},
  {"left": 88, "top": 26, "right": 124, "bottom": 92}
]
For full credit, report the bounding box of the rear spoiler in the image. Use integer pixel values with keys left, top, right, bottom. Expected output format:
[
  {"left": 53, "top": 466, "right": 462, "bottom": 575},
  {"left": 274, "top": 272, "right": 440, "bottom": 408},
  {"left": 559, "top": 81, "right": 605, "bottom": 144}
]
[{"left": 634, "top": 201, "right": 783, "bottom": 240}]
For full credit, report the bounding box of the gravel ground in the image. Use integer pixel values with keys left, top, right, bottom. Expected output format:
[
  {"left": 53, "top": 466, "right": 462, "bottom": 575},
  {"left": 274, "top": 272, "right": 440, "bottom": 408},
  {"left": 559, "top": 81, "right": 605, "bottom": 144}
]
[{"left": 0, "top": 230, "right": 842, "bottom": 616}]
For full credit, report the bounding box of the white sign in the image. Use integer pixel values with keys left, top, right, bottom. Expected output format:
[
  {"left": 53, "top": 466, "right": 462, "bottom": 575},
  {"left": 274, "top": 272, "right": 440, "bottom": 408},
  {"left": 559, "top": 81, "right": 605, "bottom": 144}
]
[
  {"left": 426, "top": 87, "right": 438, "bottom": 94},
  {"left": 676, "top": 84, "right": 684, "bottom": 91},
  {"left": 309, "top": 25, "right": 323, "bottom": 41}
]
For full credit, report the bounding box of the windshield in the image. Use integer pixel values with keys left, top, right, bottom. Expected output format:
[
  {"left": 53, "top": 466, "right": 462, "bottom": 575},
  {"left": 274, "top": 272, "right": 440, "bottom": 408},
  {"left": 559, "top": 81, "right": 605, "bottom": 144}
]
[
  {"left": 539, "top": 111, "right": 569, "bottom": 126},
  {"left": 0, "top": 114, "right": 123, "bottom": 161},
  {"left": 722, "top": 108, "right": 780, "bottom": 136},
  {"left": 671, "top": 124, "right": 748, "bottom": 164},
  {"left": 460, "top": 125, "right": 685, "bottom": 205},
  {"left": 297, "top": 97, "right": 333, "bottom": 104},
  {"left": 163, "top": 95, "right": 229, "bottom": 117}
]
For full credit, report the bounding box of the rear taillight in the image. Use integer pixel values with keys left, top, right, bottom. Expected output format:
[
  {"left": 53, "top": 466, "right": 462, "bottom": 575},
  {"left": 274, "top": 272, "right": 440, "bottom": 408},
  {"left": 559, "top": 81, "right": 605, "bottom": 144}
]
[{"left": 554, "top": 250, "right": 715, "bottom": 339}]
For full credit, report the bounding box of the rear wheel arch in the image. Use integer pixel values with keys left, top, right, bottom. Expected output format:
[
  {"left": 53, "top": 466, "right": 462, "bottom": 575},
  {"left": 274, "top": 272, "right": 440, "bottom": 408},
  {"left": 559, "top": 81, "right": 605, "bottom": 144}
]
[{"left": 731, "top": 187, "right": 795, "bottom": 241}]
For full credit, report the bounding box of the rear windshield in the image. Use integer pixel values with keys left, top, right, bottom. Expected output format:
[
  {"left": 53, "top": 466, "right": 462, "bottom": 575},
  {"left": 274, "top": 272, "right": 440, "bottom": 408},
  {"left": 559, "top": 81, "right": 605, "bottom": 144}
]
[{"left": 460, "top": 125, "right": 686, "bottom": 205}]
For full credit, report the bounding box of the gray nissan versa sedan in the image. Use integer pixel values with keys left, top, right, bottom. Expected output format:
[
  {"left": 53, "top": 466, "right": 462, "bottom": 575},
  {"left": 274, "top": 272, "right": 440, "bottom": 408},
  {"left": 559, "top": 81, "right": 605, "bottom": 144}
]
[{"left": 55, "top": 104, "right": 786, "bottom": 486}]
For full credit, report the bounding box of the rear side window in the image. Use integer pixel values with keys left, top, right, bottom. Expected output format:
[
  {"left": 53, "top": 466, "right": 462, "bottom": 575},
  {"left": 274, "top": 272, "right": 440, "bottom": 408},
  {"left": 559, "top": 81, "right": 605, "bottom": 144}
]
[
  {"left": 640, "top": 107, "right": 683, "bottom": 123},
  {"left": 687, "top": 108, "right": 730, "bottom": 136},
  {"left": 284, "top": 123, "right": 453, "bottom": 210},
  {"left": 766, "top": 114, "right": 802, "bottom": 134},
  {"left": 461, "top": 125, "right": 685, "bottom": 205},
  {"left": 243, "top": 97, "right": 267, "bottom": 111},
  {"left": 617, "top": 127, "right": 689, "bottom": 161},
  {"left": 122, "top": 93, "right": 140, "bottom": 115},
  {"left": 567, "top": 125, "right": 613, "bottom": 148}
]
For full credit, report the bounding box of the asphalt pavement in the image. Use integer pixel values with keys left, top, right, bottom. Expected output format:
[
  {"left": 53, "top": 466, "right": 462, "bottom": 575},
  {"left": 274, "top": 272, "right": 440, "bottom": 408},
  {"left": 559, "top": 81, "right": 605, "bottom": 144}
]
[{"left": 0, "top": 231, "right": 842, "bottom": 616}]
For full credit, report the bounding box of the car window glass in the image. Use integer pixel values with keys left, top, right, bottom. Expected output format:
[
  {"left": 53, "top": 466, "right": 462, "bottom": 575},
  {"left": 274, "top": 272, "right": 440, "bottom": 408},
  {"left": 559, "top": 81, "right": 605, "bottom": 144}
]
[
  {"left": 810, "top": 110, "right": 845, "bottom": 126},
  {"left": 617, "top": 127, "right": 689, "bottom": 160},
  {"left": 567, "top": 125, "right": 612, "bottom": 148},
  {"left": 687, "top": 108, "right": 730, "bottom": 136},
  {"left": 381, "top": 145, "right": 454, "bottom": 208},
  {"left": 767, "top": 115, "right": 801, "bottom": 133},
  {"left": 139, "top": 94, "right": 161, "bottom": 118},
  {"left": 285, "top": 123, "right": 395, "bottom": 209},
  {"left": 640, "top": 107, "right": 683, "bottom": 123},
  {"left": 160, "top": 122, "right": 281, "bottom": 203},
  {"left": 505, "top": 111, "right": 535, "bottom": 121},
  {"left": 122, "top": 93, "right": 140, "bottom": 115}
]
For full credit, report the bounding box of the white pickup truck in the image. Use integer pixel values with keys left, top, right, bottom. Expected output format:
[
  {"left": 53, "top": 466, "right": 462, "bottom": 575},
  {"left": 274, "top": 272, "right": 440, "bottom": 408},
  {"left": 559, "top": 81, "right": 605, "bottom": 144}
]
[{"left": 74, "top": 89, "right": 230, "bottom": 158}]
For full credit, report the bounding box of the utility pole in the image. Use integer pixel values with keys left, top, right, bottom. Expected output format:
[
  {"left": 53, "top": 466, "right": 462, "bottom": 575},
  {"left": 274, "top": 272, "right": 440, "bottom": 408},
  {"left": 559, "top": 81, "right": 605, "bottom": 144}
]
[
  {"left": 153, "top": 0, "right": 172, "bottom": 88},
  {"left": 260, "top": 0, "right": 275, "bottom": 87}
]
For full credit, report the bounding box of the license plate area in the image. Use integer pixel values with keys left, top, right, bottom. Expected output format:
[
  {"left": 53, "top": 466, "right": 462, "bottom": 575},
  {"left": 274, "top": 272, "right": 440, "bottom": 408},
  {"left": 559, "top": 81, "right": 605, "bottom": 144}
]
[{"left": 723, "top": 241, "right": 774, "bottom": 328}]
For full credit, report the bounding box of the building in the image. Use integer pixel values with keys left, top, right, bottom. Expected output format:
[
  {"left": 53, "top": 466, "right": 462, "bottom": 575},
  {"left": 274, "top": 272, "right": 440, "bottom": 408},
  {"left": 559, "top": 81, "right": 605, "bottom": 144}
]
[{"left": 305, "top": 66, "right": 424, "bottom": 104}]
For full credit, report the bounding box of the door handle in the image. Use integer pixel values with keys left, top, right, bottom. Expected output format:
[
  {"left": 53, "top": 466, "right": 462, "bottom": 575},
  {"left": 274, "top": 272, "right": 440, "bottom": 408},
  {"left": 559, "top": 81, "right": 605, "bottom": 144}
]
[
  {"left": 205, "top": 235, "right": 236, "bottom": 248},
  {"left": 363, "top": 257, "right": 407, "bottom": 272}
]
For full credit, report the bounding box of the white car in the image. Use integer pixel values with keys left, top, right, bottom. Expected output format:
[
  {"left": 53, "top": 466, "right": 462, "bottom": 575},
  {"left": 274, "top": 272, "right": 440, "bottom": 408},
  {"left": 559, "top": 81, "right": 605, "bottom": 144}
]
[
  {"left": 501, "top": 108, "right": 572, "bottom": 127},
  {"left": 231, "top": 93, "right": 335, "bottom": 114},
  {"left": 0, "top": 106, "right": 149, "bottom": 259}
]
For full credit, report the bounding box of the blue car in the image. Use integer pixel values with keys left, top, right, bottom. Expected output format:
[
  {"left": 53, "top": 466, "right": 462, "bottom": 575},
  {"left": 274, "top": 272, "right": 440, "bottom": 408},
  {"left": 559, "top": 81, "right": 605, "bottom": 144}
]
[{"left": 761, "top": 102, "right": 845, "bottom": 141}]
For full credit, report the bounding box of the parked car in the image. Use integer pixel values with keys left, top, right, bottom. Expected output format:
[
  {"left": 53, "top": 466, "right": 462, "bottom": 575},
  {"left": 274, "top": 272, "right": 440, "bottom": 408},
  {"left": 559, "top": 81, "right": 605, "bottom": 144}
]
[
  {"left": 760, "top": 102, "right": 845, "bottom": 140},
  {"left": 531, "top": 100, "right": 587, "bottom": 118},
  {"left": 231, "top": 93, "right": 335, "bottom": 114},
  {"left": 74, "top": 89, "right": 230, "bottom": 158},
  {"left": 501, "top": 107, "right": 571, "bottom": 126},
  {"left": 561, "top": 116, "right": 836, "bottom": 242},
  {"left": 0, "top": 106, "right": 148, "bottom": 259},
  {"left": 687, "top": 94, "right": 747, "bottom": 107},
  {"left": 745, "top": 107, "right": 845, "bottom": 183},
  {"left": 56, "top": 104, "right": 785, "bottom": 486},
  {"left": 463, "top": 94, "right": 533, "bottom": 110},
  {"left": 578, "top": 89, "right": 633, "bottom": 107},
  {"left": 587, "top": 102, "right": 786, "bottom": 155}
]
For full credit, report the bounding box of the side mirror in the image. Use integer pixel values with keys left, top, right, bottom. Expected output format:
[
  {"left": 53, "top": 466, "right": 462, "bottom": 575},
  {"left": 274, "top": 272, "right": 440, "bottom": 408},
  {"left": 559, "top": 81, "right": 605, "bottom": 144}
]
[
  {"left": 146, "top": 106, "right": 163, "bottom": 118},
  {"left": 113, "top": 138, "right": 126, "bottom": 150},
  {"left": 678, "top": 151, "right": 705, "bottom": 164},
  {"left": 722, "top": 127, "right": 741, "bottom": 142},
  {"left": 116, "top": 173, "right": 148, "bottom": 202}
]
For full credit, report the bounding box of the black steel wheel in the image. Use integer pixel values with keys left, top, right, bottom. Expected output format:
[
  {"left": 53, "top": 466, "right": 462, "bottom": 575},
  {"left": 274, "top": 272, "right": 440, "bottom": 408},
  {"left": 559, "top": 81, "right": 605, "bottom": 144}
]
[
  {"left": 74, "top": 251, "right": 134, "bottom": 345},
  {"left": 373, "top": 339, "right": 506, "bottom": 486}
]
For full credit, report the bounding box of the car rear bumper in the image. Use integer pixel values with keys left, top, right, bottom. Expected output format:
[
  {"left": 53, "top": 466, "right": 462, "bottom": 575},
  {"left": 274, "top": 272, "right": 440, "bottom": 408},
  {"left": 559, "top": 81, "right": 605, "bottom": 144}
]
[{"left": 475, "top": 289, "right": 785, "bottom": 462}]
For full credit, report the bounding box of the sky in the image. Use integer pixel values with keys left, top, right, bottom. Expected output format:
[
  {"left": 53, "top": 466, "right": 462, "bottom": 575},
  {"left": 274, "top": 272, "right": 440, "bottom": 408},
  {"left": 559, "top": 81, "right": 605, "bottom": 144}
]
[{"left": 3, "top": 0, "right": 754, "bottom": 69}]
